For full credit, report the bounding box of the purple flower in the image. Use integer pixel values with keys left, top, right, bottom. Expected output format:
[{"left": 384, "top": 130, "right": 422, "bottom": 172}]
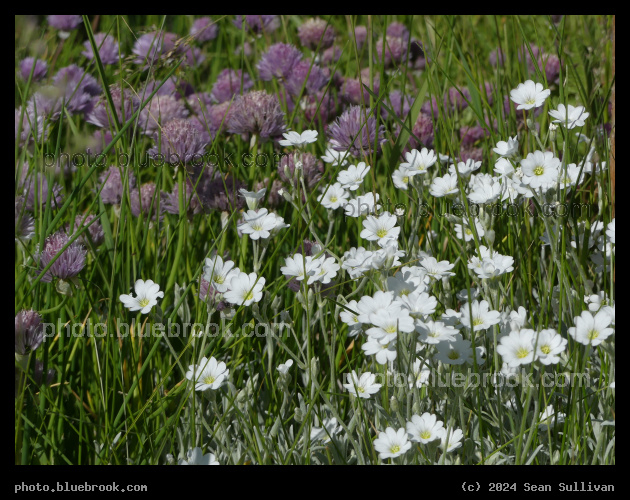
[
  {"left": 278, "top": 152, "right": 324, "bottom": 190},
  {"left": 19, "top": 166, "right": 63, "bottom": 211},
  {"left": 341, "top": 68, "right": 380, "bottom": 105},
  {"left": 15, "top": 196, "right": 35, "bottom": 242},
  {"left": 285, "top": 60, "right": 328, "bottom": 97},
  {"left": 328, "top": 105, "right": 386, "bottom": 158},
  {"left": 412, "top": 112, "right": 434, "bottom": 148},
  {"left": 190, "top": 101, "right": 232, "bottom": 143},
  {"left": 15, "top": 107, "right": 48, "bottom": 146},
  {"left": 139, "top": 94, "right": 189, "bottom": 135},
  {"left": 227, "top": 91, "right": 286, "bottom": 140},
  {"left": 68, "top": 213, "right": 105, "bottom": 247},
  {"left": 86, "top": 129, "right": 114, "bottom": 156},
  {"left": 87, "top": 85, "right": 140, "bottom": 129},
  {"left": 257, "top": 43, "right": 303, "bottom": 81},
  {"left": 382, "top": 90, "right": 413, "bottom": 121},
  {"left": 47, "top": 15, "right": 82, "bottom": 32},
  {"left": 210, "top": 69, "right": 254, "bottom": 103},
  {"left": 298, "top": 18, "right": 336, "bottom": 50},
  {"left": 97, "top": 166, "right": 137, "bottom": 205},
  {"left": 353, "top": 26, "right": 368, "bottom": 50},
  {"left": 489, "top": 47, "right": 505, "bottom": 67},
  {"left": 409, "top": 39, "right": 426, "bottom": 69},
  {"left": 15, "top": 310, "right": 44, "bottom": 355},
  {"left": 233, "top": 15, "right": 279, "bottom": 34},
  {"left": 33, "top": 360, "right": 56, "bottom": 387},
  {"left": 196, "top": 173, "right": 246, "bottom": 212},
  {"left": 19, "top": 57, "right": 47, "bottom": 82},
  {"left": 162, "top": 179, "right": 204, "bottom": 216},
  {"left": 190, "top": 17, "right": 218, "bottom": 43},
  {"left": 130, "top": 182, "right": 163, "bottom": 219},
  {"left": 443, "top": 86, "right": 470, "bottom": 112},
  {"left": 321, "top": 46, "right": 343, "bottom": 67},
  {"left": 132, "top": 31, "right": 176, "bottom": 67},
  {"left": 460, "top": 125, "right": 489, "bottom": 148},
  {"left": 82, "top": 32, "right": 122, "bottom": 65},
  {"left": 48, "top": 65, "right": 101, "bottom": 117},
  {"left": 148, "top": 118, "right": 208, "bottom": 165},
  {"left": 458, "top": 146, "right": 483, "bottom": 163},
  {"left": 302, "top": 91, "right": 338, "bottom": 125},
  {"left": 198, "top": 275, "right": 228, "bottom": 310},
  {"left": 386, "top": 22, "right": 410, "bottom": 41},
  {"left": 179, "top": 46, "right": 206, "bottom": 68},
  {"left": 376, "top": 36, "right": 408, "bottom": 67},
  {"left": 37, "top": 231, "right": 87, "bottom": 283}
]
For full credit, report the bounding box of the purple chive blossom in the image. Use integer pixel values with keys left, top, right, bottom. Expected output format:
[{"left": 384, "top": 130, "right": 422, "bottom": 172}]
[
  {"left": 132, "top": 31, "right": 176, "bottom": 67},
  {"left": 489, "top": 47, "right": 505, "bottom": 67},
  {"left": 33, "top": 360, "right": 56, "bottom": 387},
  {"left": 68, "top": 214, "right": 105, "bottom": 247},
  {"left": 47, "top": 15, "right": 82, "bottom": 32},
  {"left": 197, "top": 174, "right": 247, "bottom": 212},
  {"left": 321, "top": 46, "right": 343, "bottom": 66},
  {"left": 139, "top": 94, "right": 189, "bottom": 135},
  {"left": 19, "top": 57, "right": 48, "bottom": 82},
  {"left": 353, "top": 26, "right": 368, "bottom": 50},
  {"left": 49, "top": 65, "right": 101, "bottom": 117},
  {"left": 15, "top": 196, "right": 35, "bottom": 242},
  {"left": 130, "top": 182, "right": 163, "bottom": 219},
  {"left": 37, "top": 231, "right": 87, "bottom": 283},
  {"left": 459, "top": 146, "right": 484, "bottom": 163},
  {"left": 198, "top": 275, "right": 228, "bottom": 310},
  {"left": 86, "top": 129, "right": 113, "bottom": 156},
  {"left": 210, "top": 69, "right": 254, "bottom": 103},
  {"left": 87, "top": 86, "right": 140, "bottom": 129},
  {"left": 298, "top": 18, "right": 336, "bottom": 50},
  {"left": 460, "top": 125, "right": 489, "bottom": 148},
  {"left": 257, "top": 43, "right": 303, "bottom": 82},
  {"left": 443, "top": 86, "right": 470, "bottom": 112},
  {"left": 15, "top": 107, "right": 48, "bottom": 146},
  {"left": 278, "top": 153, "right": 324, "bottom": 190},
  {"left": 209, "top": 72, "right": 247, "bottom": 105},
  {"left": 20, "top": 167, "right": 63, "bottom": 211},
  {"left": 285, "top": 60, "right": 328, "bottom": 97},
  {"left": 386, "top": 22, "right": 410, "bottom": 41},
  {"left": 227, "top": 90, "right": 286, "bottom": 140},
  {"left": 341, "top": 68, "right": 380, "bottom": 105},
  {"left": 412, "top": 112, "right": 434, "bottom": 148},
  {"left": 328, "top": 105, "right": 386, "bottom": 158},
  {"left": 15, "top": 310, "right": 44, "bottom": 355},
  {"left": 179, "top": 46, "right": 206, "bottom": 68},
  {"left": 303, "top": 91, "right": 338, "bottom": 125},
  {"left": 382, "top": 90, "right": 413, "bottom": 121},
  {"left": 190, "top": 101, "right": 232, "bottom": 142},
  {"left": 148, "top": 118, "right": 208, "bottom": 165},
  {"left": 190, "top": 17, "right": 218, "bottom": 43},
  {"left": 376, "top": 35, "right": 408, "bottom": 67},
  {"left": 82, "top": 32, "right": 122, "bottom": 65},
  {"left": 409, "top": 39, "right": 426, "bottom": 69},
  {"left": 162, "top": 179, "right": 204, "bottom": 216},
  {"left": 97, "top": 166, "right": 137, "bottom": 205},
  {"left": 233, "top": 15, "right": 279, "bottom": 34}
]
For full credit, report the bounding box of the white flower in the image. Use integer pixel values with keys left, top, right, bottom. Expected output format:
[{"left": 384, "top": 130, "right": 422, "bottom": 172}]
[
  {"left": 468, "top": 247, "right": 515, "bottom": 279},
  {"left": 278, "top": 129, "right": 318, "bottom": 147},
  {"left": 400, "top": 147, "right": 437, "bottom": 175},
  {"left": 434, "top": 334, "right": 475, "bottom": 365},
  {"left": 419, "top": 256, "right": 455, "bottom": 280},
  {"left": 494, "top": 157, "right": 516, "bottom": 177},
  {"left": 373, "top": 427, "right": 412, "bottom": 459},
  {"left": 459, "top": 299, "right": 502, "bottom": 331},
  {"left": 392, "top": 165, "right": 413, "bottom": 190},
  {"left": 496, "top": 329, "right": 537, "bottom": 367},
  {"left": 341, "top": 246, "right": 374, "bottom": 278},
  {"left": 534, "top": 329, "right": 567, "bottom": 365},
  {"left": 343, "top": 192, "right": 381, "bottom": 218},
  {"left": 397, "top": 291, "right": 437, "bottom": 318},
  {"left": 408, "top": 358, "right": 431, "bottom": 388},
  {"left": 277, "top": 359, "right": 294, "bottom": 374},
  {"left": 307, "top": 255, "right": 340, "bottom": 285},
  {"left": 343, "top": 370, "right": 381, "bottom": 399},
  {"left": 468, "top": 176, "right": 502, "bottom": 204},
  {"left": 321, "top": 147, "right": 349, "bottom": 166},
  {"left": 238, "top": 208, "right": 288, "bottom": 240},
  {"left": 179, "top": 447, "right": 219, "bottom": 465},
  {"left": 509, "top": 80, "right": 550, "bottom": 110},
  {"left": 281, "top": 253, "right": 316, "bottom": 281},
  {"left": 606, "top": 218, "right": 615, "bottom": 244},
  {"left": 416, "top": 320, "right": 459, "bottom": 344},
  {"left": 366, "top": 309, "right": 415, "bottom": 341},
  {"left": 538, "top": 405, "right": 566, "bottom": 431},
  {"left": 439, "top": 427, "right": 464, "bottom": 452},
  {"left": 357, "top": 290, "right": 401, "bottom": 324},
  {"left": 548, "top": 104, "right": 589, "bottom": 129},
  {"left": 310, "top": 417, "right": 341, "bottom": 443},
  {"left": 406, "top": 413, "right": 445, "bottom": 444},
  {"left": 362, "top": 337, "right": 398, "bottom": 364},
  {"left": 567, "top": 310, "right": 614, "bottom": 346},
  {"left": 317, "top": 182, "right": 349, "bottom": 209},
  {"left": 520, "top": 150, "right": 560, "bottom": 189},
  {"left": 238, "top": 188, "right": 266, "bottom": 210},
  {"left": 454, "top": 217, "right": 485, "bottom": 242},
  {"left": 203, "top": 255, "right": 239, "bottom": 293},
  {"left": 185, "top": 356, "right": 229, "bottom": 391},
  {"left": 360, "top": 212, "right": 401, "bottom": 245},
  {"left": 493, "top": 136, "right": 519, "bottom": 157},
  {"left": 449, "top": 159, "right": 481, "bottom": 179},
  {"left": 337, "top": 162, "right": 370, "bottom": 191},
  {"left": 223, "top": 271, "right": 265, "bottom": 306},
  {"left": 429, "top": 173, "right": 460, "bottom": 198},
  {"left": 339, "top": 300, "right": 362, "bottom": 336},
  {"left": 119, "top": 279, "right": 164, "bottom": 314}
]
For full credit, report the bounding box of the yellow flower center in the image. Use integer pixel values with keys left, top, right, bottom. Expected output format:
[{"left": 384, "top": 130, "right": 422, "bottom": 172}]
[
  {"left": 472, "top": 318, "right": 484, "bottom": 326},
  {"left": 214, "top": 275, "right": 225, "bottom": 284},
  {"left": 139, "top": 298, "right": 150, "bottom": 308},
  {"left": 516, "top": 347, "right": 530, "bottom": 359},
  {"left": 244, "top": 291, "right": 254, "bottom": 301},
  {"left": 534, "top": 166, "right": 545, "bottom": 176},
  {"left": 330, "top": 196, "right": 338, "bottom": 203},
  {"left": 376, "top": 228, "right": 389, "bottom": 238},
  {"left": 541, "top": 345, "right": 551, "bottom": 354},
  {"left": 420, "top": 430, "right": 432, "bottom": 440},
  {"left": 403, "top": 176, "right": 409, "bottom": 183},
  {"left": 448, "top": 351, "right": 460, "bottom": 360},
  {"left": 203, "top": 375, "right": 216, "bottom": 385},
  {"left": 587, "top": 329, "right": 599, "bottom": 340},
  {"left": 390, "top": 445, "right": 400, "bottom": 453}
]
